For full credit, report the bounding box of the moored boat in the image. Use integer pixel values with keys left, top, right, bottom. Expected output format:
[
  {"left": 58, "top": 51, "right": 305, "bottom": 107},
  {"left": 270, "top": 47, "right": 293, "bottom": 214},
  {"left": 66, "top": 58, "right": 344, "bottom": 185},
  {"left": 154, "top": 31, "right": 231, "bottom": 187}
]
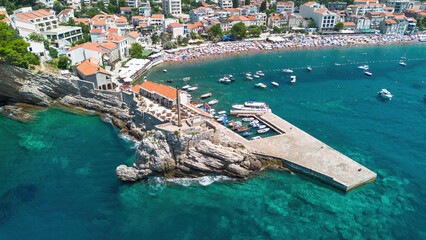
[
  {"left": 182, "top": 85, "right": 191, "bottom": 90},
  {"left": 256, "top": 71, "right": 265, "bottom": 76},
  {"left": 242, "top": 117, "right": 254, "bottom": 122},
  {"left": 187, "top": 86, "right": 198, "bottom": 91},
  {"left": 306, "top": 65, "right": 312, "bottom": 71},
  {"left": 255, "top": 83, "right": 267, "bottom": 88},
  {"left": 399, "top": 61, "right": 406, "bottom": 67},
  {"left": 243, "top": 131, "right": 253, "bottom": 136},
  {"left": 219, "top": 78, "right": 232, "bottom": 84},
  {"left": 246, "top": 76, "right": 253, "bottom": 80},
  {"left": 167, "top": 79, "right": 173, "bottom": 83},
  {"left": 208, "top": 99, "right": 218, "bottom": 105},
  {"left": 182, "top": 77, "right": 191, "bottom": 81},
  {"left": 253, "top": 75, "right": 260, "bottom": 78},
  {"left": 358, "top": 65, "right": 369, "bottom": 70},
  {"left": 378, "top": 89, "right": 393, "bottom": 100},
  {"left": 201, "top": 93, "right": 212, "bottom": 99},
  {"left": 217, "top": 111, "right": 226, "bottom": 115},
  {"left": 232, "top": 101, "right": 271, "bottom": 113},
  {"left": 290, "top": 76, "right": 296, "bottom": 84},
  {"left": 163, "top": 69, "right": 167, "bottom": 73},
  {"left": 283, "top": 68, "right": 293, "bottom": 73},
  {"left": 271, "top": 81, "right": 279, "bottom": 87},
  {"left": 257, "top": 128, "right": 270, "bottom": 134},
  {"left": 236, "top": 126, "right": 249, "bottom": 132},
  {"left": 365, "top": 72, "right": 372, "bottom": 76}
]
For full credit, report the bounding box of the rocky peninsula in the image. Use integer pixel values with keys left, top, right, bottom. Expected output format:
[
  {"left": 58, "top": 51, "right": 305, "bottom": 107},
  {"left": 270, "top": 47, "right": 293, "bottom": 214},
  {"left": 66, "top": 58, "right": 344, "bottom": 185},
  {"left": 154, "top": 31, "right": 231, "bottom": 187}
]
[{"left": 0, "top": 63, "right": 284, "bottom": 182}]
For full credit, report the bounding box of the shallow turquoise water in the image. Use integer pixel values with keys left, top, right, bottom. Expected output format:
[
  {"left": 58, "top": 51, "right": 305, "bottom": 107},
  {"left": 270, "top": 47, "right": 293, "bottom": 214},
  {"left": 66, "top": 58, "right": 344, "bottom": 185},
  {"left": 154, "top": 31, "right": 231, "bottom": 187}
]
[{"left": 1, "top": 44, "right": 425, "bottom": 239}]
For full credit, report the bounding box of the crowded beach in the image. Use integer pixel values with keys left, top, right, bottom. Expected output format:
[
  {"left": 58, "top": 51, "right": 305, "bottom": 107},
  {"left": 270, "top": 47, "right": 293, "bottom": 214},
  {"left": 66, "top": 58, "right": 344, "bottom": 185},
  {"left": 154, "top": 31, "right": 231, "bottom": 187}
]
[{"left": 164, "top": 34, "right": 424, "bottom": 62}]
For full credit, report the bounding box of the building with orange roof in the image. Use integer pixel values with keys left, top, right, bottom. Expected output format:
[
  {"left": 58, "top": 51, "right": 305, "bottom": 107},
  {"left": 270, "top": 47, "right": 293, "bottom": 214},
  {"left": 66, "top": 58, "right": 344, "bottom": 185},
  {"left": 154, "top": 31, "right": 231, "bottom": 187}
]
[
  {"left": 342, "top": 21, "right": 357, "bottom": 30},
  {"left": 382, "top": 0, "right": 410, "bottom": 13},
  {"left": 221, "top": 15, "right": 252, "bottom": 31},
  {"left": 268, "top": 12, "right": 288, "bottom": 28},
  {"left": 150, "top": 14, "right": 165, "bottom": 27},
  {"left": 126, "top": 31, "right": 140, "bottom": 45},
  {"left": 57, "top": 9, "right": 74, "bottom": 24},
  {"left": 104, "top": 35, "right": 128, "bottom": 59},
  {"left": 300, "top": 2, "right": 338, "bottom": 30},
  {"left": 347, "top": 14, "right": 372, "bottom": 30},
  {"left": 136, "top": 81, "right": 191, "bottom": 108},
  {"left": 167, "top": 22, "right": 185, "bottom": 38},
  {"left": 277, "top": 1, "right": 294, "bottom": 13},
  {"left": 120, "top": 7, "right": 132, "bottom": 15},
  {"left": 76, "top": 59, "right": 114, "bottom": 90},
  {"left": 67, "top": 42, "right": 107, "bottom": 65}
]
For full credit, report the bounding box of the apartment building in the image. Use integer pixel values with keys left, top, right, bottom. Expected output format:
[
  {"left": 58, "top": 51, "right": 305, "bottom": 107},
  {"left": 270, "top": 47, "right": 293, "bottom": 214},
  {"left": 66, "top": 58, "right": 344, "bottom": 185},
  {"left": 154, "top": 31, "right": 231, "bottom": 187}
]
[
  {"left": 162, "top": 0, "right": 182, "bottom": 15},
  {"left": 300, "top": 2, "right": 338, "bottom": 30}
]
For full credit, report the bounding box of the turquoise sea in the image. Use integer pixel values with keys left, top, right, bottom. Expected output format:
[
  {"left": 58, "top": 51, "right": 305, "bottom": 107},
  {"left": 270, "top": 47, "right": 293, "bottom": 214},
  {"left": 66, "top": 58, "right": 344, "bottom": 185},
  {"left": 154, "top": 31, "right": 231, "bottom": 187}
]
[{"left": 1, "top": 44, "right": 425, "bottom": 239}]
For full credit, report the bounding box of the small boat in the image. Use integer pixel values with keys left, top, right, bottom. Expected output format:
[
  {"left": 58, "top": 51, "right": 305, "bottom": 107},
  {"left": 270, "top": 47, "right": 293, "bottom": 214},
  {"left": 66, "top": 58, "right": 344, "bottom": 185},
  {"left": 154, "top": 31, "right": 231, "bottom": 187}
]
[
  {"left": 365, "top": 72, "right": 372, "bottom": 76},
  {"left": 167, "top": 79, "right": 173, "bottom": 83},
  {"left": 271, "top": 81, "right": 279, "bottom": 87},
  {"left": 163, "top": 69, "right": 167, "bottom": 73},
  {"left": 399, "top": 61, "right": 406, "bottom": 67},
  {"left": 243, "top": 131, "right": 253, "bottom": 137},
  {"left": 253, "top": 75, "right": 260, "bottom": 78},
  {"left": 208, "top": 99, "right": 218, "bottom": 105},
  {"left": 209, "top": 109, "right": 216, "bottom": 114},
  {"left": 201, "top": 93, "right": 212, "bottom": 99},
  {"left": 219, "top": 78, "right": 232, "bottom": 84},
  {"left": 358, "top": 65, "right": 369, "bottom": 70},
  {"left": 306, "top": 65, "right": 312, "bottom": 72},
  {"left": 251, "top": 136, "right": 262, "bottom": 140},
  {"left": 182, "top": 85, "right": 191, "bottom": 90},
  {"left": 258, "top": 125, "right": 266, "bottom": 129},
  {"left": 378, "top": 89, "right": 393, "bottom": 100},
  {"left": 283, "top": 68, "right": 293, "bottom": 73},
  {"left": 290, "top": 76, "right": 296, "bottom": 84},
  {"left": 242, "top": 117, "right": 254, "bottom": 122},
  {"left": 232, "top": 101, "right": 271, "bottom": 113},
  {"left": 257, "top": 128, "right": 270, "bottom": 134},
  {"left": 187, "top": 86, "right": 198, "bottom": 91},
  {"left": 246, "top": 73, "right": 252, "bottom": 77},
  {"left": 228, "top": 75, "right": 235, "bottom": 81},
  {"left": 246, "top": 76, "right": 253, "bottom": 80},
  {"left": 182, "top": 77, "right": 191, "bottom": 81},
  {"left": 195, "top": 103, "right": 203, "bottom": 108},
  {"left": 334, "top": 63, "right": 342, "bottom": 66},
  {"left": 255, "top": 83, "right": 267, "bottom": 88},
  {"left": 236, "top": 126, "right": 249, "bottom": 132},
  {"left": 216, "top": 116, "right": 225, "bottom": 122},
  {"left": 217, "top": 111, "right": 226, "bottom": 115},
  {"left": 256, "top": 71, "right": 264, "bottom": 76}
]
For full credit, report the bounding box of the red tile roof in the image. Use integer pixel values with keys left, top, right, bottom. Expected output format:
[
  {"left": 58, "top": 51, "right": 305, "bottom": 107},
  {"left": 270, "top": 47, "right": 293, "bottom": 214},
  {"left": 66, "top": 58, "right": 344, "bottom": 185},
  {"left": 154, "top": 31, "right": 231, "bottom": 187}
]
[
  {"left": 104, "top": 35, "right": 126, "bottom": 42},
  {"left": 140, "top": 81, "right": 179, "bottom": 100},
  {"left": 343, "top": 22, "right": 356, "bottom": 26},
  {"left": 151, "top": 14, "right": 164, "bottom": 19},
  {"left": 76, "top": 59, "right": 111, "bottom": 76},
  {"left": 90, "top": 29, "right": 104, "bottom": 34}
]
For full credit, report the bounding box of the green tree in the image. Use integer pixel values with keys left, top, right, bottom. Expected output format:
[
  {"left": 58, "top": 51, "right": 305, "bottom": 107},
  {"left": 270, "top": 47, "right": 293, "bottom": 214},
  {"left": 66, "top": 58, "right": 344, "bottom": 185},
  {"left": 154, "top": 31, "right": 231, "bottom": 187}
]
[
  {"left": 0, "top": 14, "right": 5, "bottom": 20},
  {"left": 245, "top": 0, "right": 250, "bottom": 5},
  {"left": 118, "top": 0, "right": 127, "bottom": 7},
  {"left": 96, "top": 0, "right": 107, "bottom": 12},
  {"left": 67, "top": 18, "right": 76, "bottom": 26},
  {"left": 177, "top": 35, "right": 183, "bottom": 45},
  {"left": 0, "top": 22, "right": 39, "bottom": 68},
  {"left": 107, "top": 2, "right": 119, "bottom": 14},
  {"left": 57, "top": 55, "right": 71, "bottom": 69},
  {"left": 307, "top": 19, "right": 316, "bottom": 28},
  {"left": 207, "top": 24, "right": 223, "bottom": 40},
  {"left": 230, "top": 22, "right": 247, "bottom": 40},
  {"left": 28, "top": 32, "right": 45, "bottom": 42},
  {"left": 334, "top": 22, "right": 344, "bottom": 31},
  {"left": 232, "top": 0, "right": 239, "bottom": 8},
  {"left": 248, "top": 25, "right": 261, "bottom": 37},
  {"left": 53, "top": 1, "right": 64, "bottom": 14},
  {"left": 49, "top": 48, "right": 58, "bottom": 58},
  {"left": 190, "top": 32, "right": 197, "bottom": 40},
  {"left": 163, "top": 41, "right": 176, "bottom": 50},
  {"left": 151, "top": 33, "right": 159, "bottom": 46},
  {"left": 260, "top": 1, "right": 267, "bottom": 12},
  {"left": 129, "top": 43, "right": 143, "bottom": 58}
]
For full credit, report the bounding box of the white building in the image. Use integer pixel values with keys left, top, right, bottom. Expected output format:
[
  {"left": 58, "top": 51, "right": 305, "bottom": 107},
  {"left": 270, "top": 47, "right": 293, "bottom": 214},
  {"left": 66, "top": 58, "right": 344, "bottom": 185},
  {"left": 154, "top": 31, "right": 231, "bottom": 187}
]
[
  {"left": 162, "top": 0, "right": 182, "bottom": 15},
  {"left": 57, "top": 9, "right": 74, "bottom": 24},
  {"left": 383, "top": 0, "right": 410, "bottom": 12},
  {"left": 300, "top": 2, "right": 338, "bottom": 30},
  {"left": 276, "top": 2, "right": 294, "bottom": 13},
  {"left": 27, "top": 40, "right": 47, "bottom": 56},
  {"left": 104, "top": 35, "right": 129, "bottom": 60},
  {"left": 126, "top": 0, "right": 141, "bottom": 8},
  {"left": 167, "top": 22, "right": 185, "bottom": 38},
  {"left": 67, "top": 0, "right": 81, "bottom": 8},
  {"left": 39, "top": 0, "right": 55, "bottom": 8},
  {"left": 189, "top": 7, "right": 214, "bottom": 23},
  {"left": 67, "top": 43, "right": 104, "bottom": 66},
  {"left": 218, "top": 0, "right": 233, "bottom": 9},
  {"left": 139, "top": 5, "right": 151, "bottom": 17}
]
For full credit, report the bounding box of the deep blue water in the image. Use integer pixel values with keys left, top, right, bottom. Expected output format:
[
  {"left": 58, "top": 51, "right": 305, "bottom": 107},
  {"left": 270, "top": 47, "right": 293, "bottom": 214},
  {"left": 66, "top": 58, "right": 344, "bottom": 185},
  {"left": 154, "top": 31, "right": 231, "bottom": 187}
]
[{"left": 0, "top": 44, "right": 425, "bottom": 239}]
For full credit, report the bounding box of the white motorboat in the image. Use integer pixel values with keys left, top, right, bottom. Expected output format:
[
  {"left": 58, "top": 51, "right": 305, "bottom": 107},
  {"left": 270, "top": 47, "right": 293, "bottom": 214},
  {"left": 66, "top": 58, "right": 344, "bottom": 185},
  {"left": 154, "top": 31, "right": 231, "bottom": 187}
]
[
  {"left": 365, "top": 72, "right": 372, "bottom": 76},
  {"left": 187, "top": 86, "right": 198, "bottom": 91},
  {"left": 378, "top": 89, "right": 393, "bottom": 100},
  {"left": 242, "top": 117, "right": 255, "bottom": 122},
  {"left": 257, "top": 128, "right": 270, "bottom": 134},
  {"left": 399, "top": 61, "right": 406, "bottom": 67},
  {"left": 290, "top": 76, "right": 296, "bottom": 84},
  {"left": 163, "top": 69, "right": 167, "bottom": 73},
  {"left": 258, "top": 125, "right": 266, "bottom": 129},
  {"left": 219, "top": 78, "right": 231, "bottom": 84},
  {"left": 271, "top": 81, "right": 279, "bottom": 87},
  {"left": 217, "top": 111, "right": 226, "bottom": 115},
  {"left": 216, "top": 116, "right": 225, "bottom": 122},
  {"left": 182, "top": 85, "right": 191, "bottom": 90},
  {"left": 253, "top": 75, "right": 260, "bottom": 78},
  {"left": 306, "top": 65, "right": 312, "bottom": 71},
  {"left": 228, "top": 75, "right": 235, "bottom": 81},
  {"left": 256, "top": 71, "right": 265, "bottom": 76},
  {"left": 255, "top": 83, "right": 267, "bottom": 89},
  {"left": 208, "top": 99, "right": 218, "bottom": 105},
  {"left": 195, "top": 103, "right": 203, "bottom": 108},
  {"left": 232, "top": 101, "right": 271, "bottom": 113},
  {"left": 246, "top": 76, "right": 253, "bottom": 80},
  {"left": 201, "top": 93, "right": 212, "bottom": 99},
  {"left": 246, "top": 73, "right": 252, "bottom": 77},
  {"left": 209, "top": 109, "right": 215, "bottom": 114},
  {"left": 358, "top": 65, "right": 369, "bottom": 70},
  {"left": 283, "top": 68, "right": 293, "bottom": 73},
  {"left": 251, "top": 136, "right": 262, "bottom": 140},
  {"left": 182, "top": 77, "right": 191, "bottom": 81}
]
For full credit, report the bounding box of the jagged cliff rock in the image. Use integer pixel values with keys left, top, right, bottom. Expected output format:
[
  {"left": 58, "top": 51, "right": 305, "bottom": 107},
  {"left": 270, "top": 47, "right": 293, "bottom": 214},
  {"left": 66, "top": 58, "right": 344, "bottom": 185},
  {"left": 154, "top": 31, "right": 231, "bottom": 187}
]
[{"left": 116, "top": 130, "right": 269, "bottom": 181}]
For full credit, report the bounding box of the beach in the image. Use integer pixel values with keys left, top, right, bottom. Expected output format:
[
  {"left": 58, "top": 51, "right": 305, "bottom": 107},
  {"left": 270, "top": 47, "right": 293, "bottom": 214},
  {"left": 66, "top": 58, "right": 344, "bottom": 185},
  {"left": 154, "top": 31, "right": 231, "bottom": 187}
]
[{"left": 164, "top": 34, "right": 424, "bottom": 63}]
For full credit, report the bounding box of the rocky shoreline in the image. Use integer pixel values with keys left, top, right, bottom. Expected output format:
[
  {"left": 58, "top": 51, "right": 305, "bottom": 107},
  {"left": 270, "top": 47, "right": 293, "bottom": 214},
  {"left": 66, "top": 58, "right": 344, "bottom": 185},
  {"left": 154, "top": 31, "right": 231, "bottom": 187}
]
[{"left": 0, "top": 63, "right": 285, "bottom": 182}]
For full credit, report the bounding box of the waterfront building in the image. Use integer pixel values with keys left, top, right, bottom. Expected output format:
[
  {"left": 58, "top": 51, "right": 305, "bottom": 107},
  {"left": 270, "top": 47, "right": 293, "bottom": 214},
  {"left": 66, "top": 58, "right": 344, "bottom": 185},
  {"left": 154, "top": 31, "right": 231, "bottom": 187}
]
[
  {"left": 221, "top": 15, "right": 251, "bottom": 31},
  {"left": 288, "top": 13, "right": 307, "bottom": 28},
  {"left": 57, "top": 9, "right": 75, "bottom": 24},
  {"left": 300, "top": 2, "right": 338, "bottom": 30},
  {"left": 162, "top": 0, "right": 182, "bottom": 15},
  {"left": 276, "top": 2, "right": 294, "bottom": 13},
  {"left": 167, "top": 22, "right": 185, "bottom": 38},
  {"left": 268, "top": 13, "right": 288, "bottom": 28},
  {"left": 67, "top": 43, "right": 105, "bottom": 65},
  {"left": 76, "top": 58, "right": 114, "bottom": 90},
  {"left": 104, "top": 35, "right": 129, "bottom": 60},
  {"left": 348, "top": 15, "right": 372, "bottom": 30},
  {"left": 189, "top": 7, "right": 214, "bottom": 23},
  {"left": 133, "top": 81, "right": 191, "bottom": 109}
]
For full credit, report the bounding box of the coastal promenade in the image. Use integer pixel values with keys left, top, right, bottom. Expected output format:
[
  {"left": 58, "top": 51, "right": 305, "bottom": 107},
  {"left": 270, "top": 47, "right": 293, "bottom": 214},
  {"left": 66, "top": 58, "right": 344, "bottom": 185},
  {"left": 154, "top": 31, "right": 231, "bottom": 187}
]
[{"left": 211, "top": 112, "right": 377, "bottom": 192}]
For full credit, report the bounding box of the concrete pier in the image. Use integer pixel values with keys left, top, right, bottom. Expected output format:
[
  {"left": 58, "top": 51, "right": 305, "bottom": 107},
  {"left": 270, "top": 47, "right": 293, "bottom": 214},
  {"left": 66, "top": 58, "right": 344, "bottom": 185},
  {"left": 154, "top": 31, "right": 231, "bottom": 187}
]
[{"left": 214, "top": 112, "right": 377, "bottom": 192}]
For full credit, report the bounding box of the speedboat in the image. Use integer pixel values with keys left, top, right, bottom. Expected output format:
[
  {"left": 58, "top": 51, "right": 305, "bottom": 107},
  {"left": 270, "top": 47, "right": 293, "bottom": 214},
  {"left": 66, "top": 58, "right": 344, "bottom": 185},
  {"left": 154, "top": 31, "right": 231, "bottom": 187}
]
[
  {"left": 167, "top": 79, "right": 173, "bottom": 83},
  {"left": 258, "top": 125, "right": 266, "bottom": 129},
  {"left": 242, "top": 117, "right": 254, "bottom": 122},
  {"left": 187, "top": 86, "right": 198, "bottom": 91},
  {"left": 283, "top": 68, "right": 293, "bottom": 73},
  {"left": 358, "top": 65, "right": 369, "bottom": 70},
  {"left": 251, "top": 136, "right": 262, "bottom": 140},
  {"left": 182, "top": 77, "right": 191, "bottom": 81},
  {"left": 253, "top": 75, "right": 260, "bottom": 78},
  {"left": 255, "top": 83, "right": 267, "bottom": 88},
  {"left": 163, "top": 69, "right": 167, "bottom": 73},
  {"left": 236, "top": 126, "right": 249, "bottom": 132},
  {"left": 243, "top": 131, "right": 253, "bottom": 137},
  {"left": 290, "top": 76, "right": 296, "bottom": 84},
  {"left": 208, "top": 99, "right": 218, "bottom": 105},
  {"left": 257, "top": 128, "right": 270, "bottom": 134},
  {"left": 256, "top": 71, "right": 264, "bottom": 76},
  {"left": 217, "top": 111, "right": 226, "bottom": 115},
  {"left": 182, "top": 85, "right": 191, "bottom": 90},
  {"left": 195, "top": 103, "right": 203, "bottom": 108},
  {"left": 246, "top": 76, "right": 253, "bottom": 80},
  {"left": 399, "top": 61, "right": 406, "bottom": 67},
  {"left": 306, "top": 65, "right": 312, "bottom": 72},
  {"left": 378, "top": 89, "right": 393, "bottom": 100},
  {"left": 219, "top": 78, "right": 231, "bottom": 84},
  {"left": 232, "top": 101, "right": 271, "bottom": 113},
  {"left": 365, "top": 72, "right": 372, "bottom": 76},
  {"left": 334, "top": 63, "right": 342, "bottom": 66},
  {"left": 246, "top": 73, "right": 252, "bottom": 77},
  {"left": 228, "top": 75, "right": 235, "bottom": 81},
  {"left": 271, "top": 81, "right": 279, "bottom": 87},
  {"left": 201, "top": 93, "right": 212, "bottom": 99}
]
